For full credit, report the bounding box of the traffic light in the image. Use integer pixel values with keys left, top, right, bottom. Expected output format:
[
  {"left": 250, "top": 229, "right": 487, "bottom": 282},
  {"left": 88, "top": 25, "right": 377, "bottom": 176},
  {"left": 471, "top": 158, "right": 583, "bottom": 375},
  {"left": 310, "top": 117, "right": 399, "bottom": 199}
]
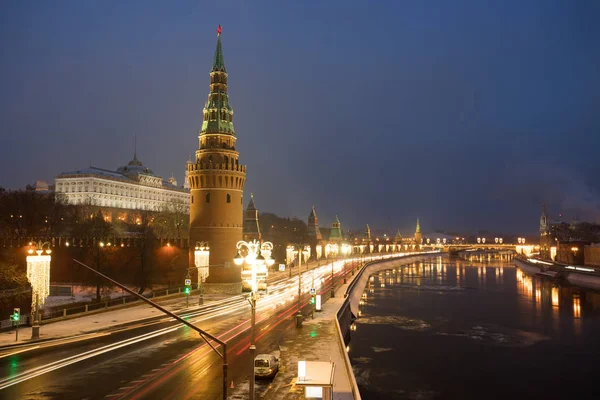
[
  {"left": 310, "top": 295, "right": 315, "bottom": 305},
  {"left": 184, "top": 286, "right": 191, "bottom": 295},
  {"left": 11, "top": 308, "right": 20, "bottom": 321}
]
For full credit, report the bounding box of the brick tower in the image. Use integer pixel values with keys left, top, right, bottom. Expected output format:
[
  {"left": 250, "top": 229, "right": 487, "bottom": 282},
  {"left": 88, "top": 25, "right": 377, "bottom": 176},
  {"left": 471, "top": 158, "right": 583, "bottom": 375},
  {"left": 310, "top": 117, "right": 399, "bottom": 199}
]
[{"left": 188, "top": 26, "right": 246, "bottom": 289}]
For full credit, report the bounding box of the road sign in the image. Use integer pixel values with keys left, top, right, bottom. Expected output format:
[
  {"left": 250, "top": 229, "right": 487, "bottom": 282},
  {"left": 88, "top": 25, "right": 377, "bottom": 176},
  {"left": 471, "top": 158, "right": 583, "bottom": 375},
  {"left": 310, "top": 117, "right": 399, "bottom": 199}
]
[
  {"left": 185, "top": 279, "right": 191, "bottom": 286},
  {"left": 279, "top": 264, "right": 285, "bottom": 272},
  {"left": 309, "top": 288, "right": 316, "bottom": 295}
]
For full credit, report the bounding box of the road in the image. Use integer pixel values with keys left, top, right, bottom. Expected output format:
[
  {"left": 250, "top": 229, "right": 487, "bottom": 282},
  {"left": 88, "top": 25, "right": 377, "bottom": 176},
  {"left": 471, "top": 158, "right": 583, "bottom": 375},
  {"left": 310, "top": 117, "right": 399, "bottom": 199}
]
[{"left": 0, "top": 254, "right": 399, "bottom": 399}]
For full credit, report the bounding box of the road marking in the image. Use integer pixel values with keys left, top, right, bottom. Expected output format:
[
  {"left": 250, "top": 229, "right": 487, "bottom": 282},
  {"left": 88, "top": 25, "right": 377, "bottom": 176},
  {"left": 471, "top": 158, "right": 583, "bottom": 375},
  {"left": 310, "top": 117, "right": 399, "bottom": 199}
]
[{"left": 0, "top": 346, "right": 40, "bottom": 359}]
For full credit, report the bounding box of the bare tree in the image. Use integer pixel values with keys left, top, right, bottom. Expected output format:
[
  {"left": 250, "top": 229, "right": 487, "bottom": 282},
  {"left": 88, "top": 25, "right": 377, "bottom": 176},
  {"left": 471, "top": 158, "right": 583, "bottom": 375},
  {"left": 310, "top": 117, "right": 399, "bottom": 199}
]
[
  {"left": 72, "top": 210, "right": 121, "bottom": 301},
  {"left": 152, "top": 199, "right": 189, "bottom": 239}
]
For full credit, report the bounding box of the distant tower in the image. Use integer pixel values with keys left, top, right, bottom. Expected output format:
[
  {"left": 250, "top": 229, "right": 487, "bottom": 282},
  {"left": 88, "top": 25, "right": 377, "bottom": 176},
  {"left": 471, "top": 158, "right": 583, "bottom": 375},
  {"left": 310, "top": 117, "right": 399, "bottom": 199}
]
[
  {"left": 394, "top": 229, "right": 403, "bottom": 243},
  {"left": 414, "top": 218, "right": 422, "bottom": 244},
  {"left": 329, "top": 215, "right": 343, "bottom": 243},
  {"left": 365, "top": 224, "right": 371, "bottom": 241},
  {"left": 188, "top": 26, "right": 246, "bottom": 287},
  {"left": 539, "top": 203, "right": 549, "bottom": 235},
  {"left": 539, "top": 203, "right": 551, "bottom": 259},
  {"left": 183, "top": 157, "right": 193, "bottom": 189},
  {"left": 307, "top": 206, "right": 322, "bottom": 240},
  {"left": 243, "top": 194, "right": 261, "bottom": 241},
  {"left": 168, "top": 173, "right": 177, "bottom": 186}
]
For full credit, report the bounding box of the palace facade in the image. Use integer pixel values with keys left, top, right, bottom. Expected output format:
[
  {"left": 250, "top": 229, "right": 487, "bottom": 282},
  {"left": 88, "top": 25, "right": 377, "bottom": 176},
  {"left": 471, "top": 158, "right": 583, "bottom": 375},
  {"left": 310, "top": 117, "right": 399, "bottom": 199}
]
[{"left": 55, "top": 153, "right": 189, "bottom": 214}]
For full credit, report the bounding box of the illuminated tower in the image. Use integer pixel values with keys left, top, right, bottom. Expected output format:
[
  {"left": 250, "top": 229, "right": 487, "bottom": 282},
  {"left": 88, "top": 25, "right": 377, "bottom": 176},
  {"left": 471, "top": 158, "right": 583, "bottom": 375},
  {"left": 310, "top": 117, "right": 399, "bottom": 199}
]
[
  {"left": 539, "top": 203, "right": 551, "bottom": 259},
  {"left": 329, "top": 215, "right": 343, "bottom": 243},
  {"left": 414, "top": 218, "right": 422, "bottom": 245},
  {"left": 188, "top": 26, "right": 246, "bottom": 288},
  {"left": 307, "top": 206, "right": 322, "bottom": 259},
  {"left": 307, "top": 206, "right": 322, "bottom": 240},
  {"left": 243, "top": 194, "right": 261, "bottom": 241}
]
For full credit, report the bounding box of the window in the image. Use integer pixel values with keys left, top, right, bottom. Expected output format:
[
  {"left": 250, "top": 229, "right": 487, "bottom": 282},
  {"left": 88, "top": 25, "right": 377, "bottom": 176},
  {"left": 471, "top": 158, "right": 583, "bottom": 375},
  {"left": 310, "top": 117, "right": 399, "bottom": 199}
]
[
  {"left": 191, "top": 196, "right": 194, "bottom": 204},
  {"left": 206, "top": 193, "right": 210, "bottom": 203},
  {"left": 226, "top": 194, "right": 231, "bottom": 203}
]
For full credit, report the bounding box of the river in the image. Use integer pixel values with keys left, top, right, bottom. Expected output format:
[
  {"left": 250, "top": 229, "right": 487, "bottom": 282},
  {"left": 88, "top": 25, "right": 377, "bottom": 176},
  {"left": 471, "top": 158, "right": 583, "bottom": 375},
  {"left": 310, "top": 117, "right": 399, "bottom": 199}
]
[{"left": 348, "top": 255, "right": 600, "bottom": 399}]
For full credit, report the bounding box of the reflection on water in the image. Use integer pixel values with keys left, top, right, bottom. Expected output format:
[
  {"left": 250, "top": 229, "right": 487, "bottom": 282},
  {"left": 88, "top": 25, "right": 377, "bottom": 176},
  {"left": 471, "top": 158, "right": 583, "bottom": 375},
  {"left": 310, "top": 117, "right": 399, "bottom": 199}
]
[{"left": 349, "top": 255, "right": 600, "bottom": 399}]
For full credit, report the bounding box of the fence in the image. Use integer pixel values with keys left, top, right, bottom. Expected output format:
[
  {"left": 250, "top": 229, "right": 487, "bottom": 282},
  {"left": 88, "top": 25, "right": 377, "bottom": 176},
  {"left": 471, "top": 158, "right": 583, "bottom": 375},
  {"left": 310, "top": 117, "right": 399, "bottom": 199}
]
[
  {"left": 0, "top": 314, "right": 30, "bottom": 331},
  {"left": 39, "top": 284, "right": 196, "bottom": 322}
]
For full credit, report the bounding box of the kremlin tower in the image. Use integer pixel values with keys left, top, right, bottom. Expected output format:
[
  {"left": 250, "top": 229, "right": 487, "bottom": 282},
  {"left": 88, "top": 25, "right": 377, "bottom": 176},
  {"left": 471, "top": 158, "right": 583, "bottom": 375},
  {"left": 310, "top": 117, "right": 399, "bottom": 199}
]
[{"left": 188, "top": 26, "right": 246, "bottom": 290}]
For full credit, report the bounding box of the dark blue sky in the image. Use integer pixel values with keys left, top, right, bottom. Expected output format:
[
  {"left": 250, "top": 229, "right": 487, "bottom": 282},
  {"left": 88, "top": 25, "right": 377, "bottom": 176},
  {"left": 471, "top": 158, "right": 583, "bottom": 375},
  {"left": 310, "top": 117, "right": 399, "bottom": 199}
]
[{"left": 1, "top": 1, "right": 599, "bottom": 234}]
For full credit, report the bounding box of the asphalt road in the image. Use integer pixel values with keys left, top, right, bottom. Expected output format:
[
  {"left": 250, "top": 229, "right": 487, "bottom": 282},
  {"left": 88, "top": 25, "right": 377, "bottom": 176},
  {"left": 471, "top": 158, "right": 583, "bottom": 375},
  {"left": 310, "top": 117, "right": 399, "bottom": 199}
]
[{"left": 0, "top": 258, "right": 360, "bottom": 400}]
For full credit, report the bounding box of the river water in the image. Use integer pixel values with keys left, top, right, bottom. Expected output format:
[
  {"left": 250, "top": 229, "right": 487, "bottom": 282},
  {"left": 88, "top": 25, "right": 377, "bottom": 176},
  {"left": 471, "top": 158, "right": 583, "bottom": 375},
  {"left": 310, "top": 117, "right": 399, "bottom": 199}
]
[{"left": 348, "top": 255, "right": 600, "bottom": 399}]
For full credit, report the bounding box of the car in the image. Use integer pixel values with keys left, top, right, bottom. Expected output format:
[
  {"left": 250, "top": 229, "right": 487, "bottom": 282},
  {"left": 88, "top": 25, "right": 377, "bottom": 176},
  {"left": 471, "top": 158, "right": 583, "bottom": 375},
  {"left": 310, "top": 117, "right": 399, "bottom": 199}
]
[{"left": 254, "top": 354, "right": 279, "bottom": 379}]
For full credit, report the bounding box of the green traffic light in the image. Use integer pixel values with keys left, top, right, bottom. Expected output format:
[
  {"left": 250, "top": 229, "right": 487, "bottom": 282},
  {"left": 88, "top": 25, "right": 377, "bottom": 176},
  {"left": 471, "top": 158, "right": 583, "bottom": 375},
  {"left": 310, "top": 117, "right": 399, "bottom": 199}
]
[
  {"left": 310, "top": 296, "right": 315, "bottom": 305},
  {"left": 184, "top": 286, "right": 191, "bottom": 295},
  {"left": 12, "top": 312, "right": 19, "bottom": 321}
]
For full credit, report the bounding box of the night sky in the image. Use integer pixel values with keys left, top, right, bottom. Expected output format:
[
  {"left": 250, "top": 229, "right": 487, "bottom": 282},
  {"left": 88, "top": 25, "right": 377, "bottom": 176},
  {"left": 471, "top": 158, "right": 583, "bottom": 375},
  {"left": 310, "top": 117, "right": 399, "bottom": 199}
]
[{"left": 1, "top": 1, "right": 599, "bottom": 234}]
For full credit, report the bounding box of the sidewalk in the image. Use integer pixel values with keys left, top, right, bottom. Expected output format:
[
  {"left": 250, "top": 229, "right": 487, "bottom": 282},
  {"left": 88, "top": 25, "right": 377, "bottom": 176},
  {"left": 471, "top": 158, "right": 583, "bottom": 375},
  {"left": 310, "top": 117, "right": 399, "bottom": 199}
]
[
  {"left": 266, "top": 282, "right": 355, "bottom": 400},
  {"left": 0, "top": 294, "right": 229, "bottom": 348}
]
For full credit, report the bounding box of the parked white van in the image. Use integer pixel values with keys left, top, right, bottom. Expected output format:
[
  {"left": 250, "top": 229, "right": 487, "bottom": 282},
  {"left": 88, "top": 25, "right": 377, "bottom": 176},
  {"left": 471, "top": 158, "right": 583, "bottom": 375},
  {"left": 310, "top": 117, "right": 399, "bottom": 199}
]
[{"left": 254, "top": 354, "right": 279, "bottom": 379}]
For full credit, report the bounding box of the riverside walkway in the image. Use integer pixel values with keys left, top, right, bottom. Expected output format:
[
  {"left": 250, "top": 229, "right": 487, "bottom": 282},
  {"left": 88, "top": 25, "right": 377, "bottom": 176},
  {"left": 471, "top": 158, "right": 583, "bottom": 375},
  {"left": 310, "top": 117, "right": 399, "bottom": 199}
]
[{"left": 263, "top": 280, "right": 357, "bottom": 399}]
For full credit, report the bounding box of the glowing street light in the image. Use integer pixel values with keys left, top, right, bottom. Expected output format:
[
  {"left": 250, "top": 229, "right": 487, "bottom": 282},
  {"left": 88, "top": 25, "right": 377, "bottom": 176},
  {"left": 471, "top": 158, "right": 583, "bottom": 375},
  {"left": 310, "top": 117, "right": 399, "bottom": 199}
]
[
  {"left": 194, "top": 242, "right": 210, "bottom": 305},
  {"left": 233, "top": 239, "right": 274, "bottom": 400},
  {"left": 26, "top": 241, "right": 52, "bottom": 339}
]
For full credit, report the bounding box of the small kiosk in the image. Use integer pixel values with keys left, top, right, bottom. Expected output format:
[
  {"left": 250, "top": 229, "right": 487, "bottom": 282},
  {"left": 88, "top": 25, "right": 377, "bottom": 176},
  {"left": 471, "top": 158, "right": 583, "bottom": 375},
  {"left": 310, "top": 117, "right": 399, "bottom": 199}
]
[{"left": 296, "top": 360, "right": 335, "bottom": 399}]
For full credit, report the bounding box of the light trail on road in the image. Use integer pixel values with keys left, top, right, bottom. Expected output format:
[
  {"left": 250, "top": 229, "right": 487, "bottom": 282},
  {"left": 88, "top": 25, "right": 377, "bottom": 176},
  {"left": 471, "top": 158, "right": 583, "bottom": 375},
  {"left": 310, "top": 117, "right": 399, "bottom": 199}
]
[{"left": 0, "top": 252, "right": 427, "bottom": 398}]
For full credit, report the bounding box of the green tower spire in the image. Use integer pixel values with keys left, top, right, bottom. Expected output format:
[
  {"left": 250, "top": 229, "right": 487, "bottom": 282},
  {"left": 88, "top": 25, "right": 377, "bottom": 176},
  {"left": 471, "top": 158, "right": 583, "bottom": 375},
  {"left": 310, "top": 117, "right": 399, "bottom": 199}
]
[
  {"left": 212, "top": 26, "right": 226, "bottom": 72},
  {"left": 416, "top": 218, "right": 421, "bottom": 233},
  {"left": 200, "top": 26, "right": 235, "bottom": 136}
]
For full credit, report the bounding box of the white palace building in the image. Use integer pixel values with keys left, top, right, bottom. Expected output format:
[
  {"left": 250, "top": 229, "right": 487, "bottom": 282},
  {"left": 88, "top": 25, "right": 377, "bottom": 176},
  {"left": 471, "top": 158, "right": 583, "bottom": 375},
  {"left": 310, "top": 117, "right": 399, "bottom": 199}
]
[{"left": 55, "top": 153, "right": 190, "bottom": 215}]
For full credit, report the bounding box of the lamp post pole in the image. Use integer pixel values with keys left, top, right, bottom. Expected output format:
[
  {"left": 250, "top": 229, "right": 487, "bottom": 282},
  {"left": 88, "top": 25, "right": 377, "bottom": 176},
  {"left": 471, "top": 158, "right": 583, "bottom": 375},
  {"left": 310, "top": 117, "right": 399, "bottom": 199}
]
[
  {"left": 296, "top": 247, "right": 303, "bottom": 328},
  {"left": 249, "top": 290, "right": 256, "bottom": 400},
  {"left": 330, "top": 258, "right": 335, "bottom": 298},
  {"left": 233, "top": 240, "right": 273, "bottom": 400}
]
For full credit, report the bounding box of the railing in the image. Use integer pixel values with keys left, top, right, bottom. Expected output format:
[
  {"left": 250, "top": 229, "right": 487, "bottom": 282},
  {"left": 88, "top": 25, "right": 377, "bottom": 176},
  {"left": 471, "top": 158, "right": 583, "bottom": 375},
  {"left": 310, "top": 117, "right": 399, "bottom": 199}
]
[
  {"left": 39, "top": 284, "right": 198, "bottom": 322},
  {"left": 0, "top": 314, "right": 30, "bottom": 332}
]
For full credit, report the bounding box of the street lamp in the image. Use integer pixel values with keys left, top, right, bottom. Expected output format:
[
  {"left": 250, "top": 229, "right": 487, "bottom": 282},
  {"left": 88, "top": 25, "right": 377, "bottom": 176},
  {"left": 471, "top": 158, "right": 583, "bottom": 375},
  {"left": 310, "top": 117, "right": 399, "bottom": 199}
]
[
  {"left": 194, "top": 242, "right": 210, "bottom": 305},
  {"left": 26, "top": 241, "right": 52, "bottom": 339},
  {"left": 233, "top": 239, "right": 274, "bottom": 400},
  {"left": 287, "top": 243, "right": 309, "bottom": 327},
  {"left": 571, "top": 247, "right": 579, "bottom": 264}
]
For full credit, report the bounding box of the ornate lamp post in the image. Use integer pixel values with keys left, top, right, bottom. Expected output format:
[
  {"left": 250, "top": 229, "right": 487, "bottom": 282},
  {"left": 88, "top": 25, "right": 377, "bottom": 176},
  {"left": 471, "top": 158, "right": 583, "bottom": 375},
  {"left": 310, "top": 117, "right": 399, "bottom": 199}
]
[
  {"left": 233, "top": 239, "right": 274, "bottom": 400},
  {"left": 27, "top": 241, "right": 52, "bottom": 339},
  {"left": 194, "top": 242, "right": 210, "bottom": 305},
  {"left": 287, "top": 243, "right": 309, "bottom": 327}
]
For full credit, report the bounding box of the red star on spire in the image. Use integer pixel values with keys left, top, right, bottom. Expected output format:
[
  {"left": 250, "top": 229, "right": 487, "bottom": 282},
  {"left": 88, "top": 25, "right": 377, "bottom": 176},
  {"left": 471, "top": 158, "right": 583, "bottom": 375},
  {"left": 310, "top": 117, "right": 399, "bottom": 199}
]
[{"left": 217, "top": 25, "right": 222, "bottom": 36}]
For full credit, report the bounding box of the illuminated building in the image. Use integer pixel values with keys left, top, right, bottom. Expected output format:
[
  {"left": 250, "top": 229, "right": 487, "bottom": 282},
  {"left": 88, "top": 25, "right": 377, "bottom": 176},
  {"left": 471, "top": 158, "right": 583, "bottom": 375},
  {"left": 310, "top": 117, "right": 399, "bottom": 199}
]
[
  {"left": 55, "top": 152, "right": 189, "bottom": 214},
  {"left": 188, "top": 27, "right": 246, "bottom": 288}
]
